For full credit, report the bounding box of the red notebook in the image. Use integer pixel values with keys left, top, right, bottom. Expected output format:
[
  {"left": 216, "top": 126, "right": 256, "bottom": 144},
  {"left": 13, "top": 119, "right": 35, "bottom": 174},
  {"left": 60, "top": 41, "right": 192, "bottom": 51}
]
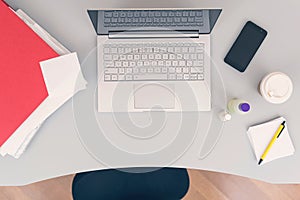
[{"left": 0, "top": 1, "right": 59, "bottom": 146}]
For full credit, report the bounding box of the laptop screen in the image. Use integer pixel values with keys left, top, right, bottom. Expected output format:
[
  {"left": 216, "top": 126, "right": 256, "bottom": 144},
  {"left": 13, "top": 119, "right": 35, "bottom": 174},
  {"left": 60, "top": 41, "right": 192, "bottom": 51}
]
[{"left": 88, "top": 9, "right": 221, "bottom": 35}]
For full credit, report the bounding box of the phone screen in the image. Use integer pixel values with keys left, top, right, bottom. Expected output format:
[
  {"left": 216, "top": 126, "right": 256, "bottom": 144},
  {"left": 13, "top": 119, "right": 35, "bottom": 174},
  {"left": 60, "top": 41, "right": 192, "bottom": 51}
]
[{"left": 224, "top": 21, "right": 267, "bottom": 72}]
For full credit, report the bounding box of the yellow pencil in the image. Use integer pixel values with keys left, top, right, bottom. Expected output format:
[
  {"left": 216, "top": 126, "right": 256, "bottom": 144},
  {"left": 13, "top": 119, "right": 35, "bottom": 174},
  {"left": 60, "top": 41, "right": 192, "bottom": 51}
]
[{"left": 258, "top": 121, "right": 286, "bottom": 165}]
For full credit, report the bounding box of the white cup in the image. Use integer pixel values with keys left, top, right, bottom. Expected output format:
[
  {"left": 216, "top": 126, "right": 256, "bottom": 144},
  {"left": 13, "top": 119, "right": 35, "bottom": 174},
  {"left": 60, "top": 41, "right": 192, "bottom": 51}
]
[{"left": 259, "top": 72, "right": 293, "bottom": 104}]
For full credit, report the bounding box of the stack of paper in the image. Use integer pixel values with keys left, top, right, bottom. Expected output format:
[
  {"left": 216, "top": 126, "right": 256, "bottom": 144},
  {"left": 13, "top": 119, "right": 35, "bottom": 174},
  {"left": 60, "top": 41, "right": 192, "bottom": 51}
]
[
  {"left": 0, "top": 1, "right": 58, "bottom": 147},
  {"left": 247, "top": 117, "right": 295, "bottom": 165},
  {"left": 0, "top": 5, "right": 87, "bottom": 158}
]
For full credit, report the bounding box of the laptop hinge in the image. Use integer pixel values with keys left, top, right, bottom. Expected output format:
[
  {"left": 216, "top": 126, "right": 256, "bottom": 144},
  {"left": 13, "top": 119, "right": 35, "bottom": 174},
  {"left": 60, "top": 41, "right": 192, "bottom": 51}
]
[{"left": 108, "top": 31, "right": 199, "bottom": 39}]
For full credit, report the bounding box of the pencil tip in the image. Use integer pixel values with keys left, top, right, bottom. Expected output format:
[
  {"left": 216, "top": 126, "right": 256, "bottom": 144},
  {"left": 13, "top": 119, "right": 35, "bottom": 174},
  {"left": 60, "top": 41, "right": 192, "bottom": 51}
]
[{"left": 258, "top": 159, "right": 263, "bottom": 165}]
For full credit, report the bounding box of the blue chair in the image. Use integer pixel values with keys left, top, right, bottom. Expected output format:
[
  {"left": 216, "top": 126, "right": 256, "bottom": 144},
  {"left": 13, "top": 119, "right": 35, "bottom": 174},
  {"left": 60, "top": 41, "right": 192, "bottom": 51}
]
[{"left": 72, "top": 168, "right": 190, "bottom": 200}]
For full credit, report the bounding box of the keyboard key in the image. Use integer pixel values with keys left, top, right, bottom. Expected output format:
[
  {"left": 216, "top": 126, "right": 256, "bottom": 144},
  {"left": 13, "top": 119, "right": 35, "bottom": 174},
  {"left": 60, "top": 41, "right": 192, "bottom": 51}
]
[
  {"left": 112, "top": 75, "right": 118, "bottom": 80},
  {"left": 169, "top": 54, "right": 176, "bottom": 59},
  {"left": 179, "top": 61, "right": 185, "bottom": 66},
  {"left": 189, "top": 11, "right": 196, "bottom": 17},
  {"left": 104, "top": 75, "right": 111, "bottom": 81},
  {"left": 127, "top": 12, "right": 133, "bottom": 17},
  {"left": 190, "top": 74, "right": 197, "bottom": 80},
  {"left": 169, "top": 67, "right": 175, "bottom": 73},
  {"left": 196, "top": 11, "right": 202, "bottom": 17},
  {"left": 115, "top": 61, "right": 122, "bottom": 67},
  {"left": 129, "top": 62, "right": 136, "bottom": 67},
  {"left": 134, "top": 12, "right": 140, "bottom": 17},
  {"left": 126, "top": 68, "right": 133, "bottom": 73},
  {"left": 118, "top": 75, "right": 125, "bottom": 80},
  {"left": 151, "top": 61, "right": 158, "bottom": 66},
  {"left": 182, "top": 67, "right": 189, "bottom": 73},
  {"left": 104, "top": 48, "right": 110, "bottom": 53},
  {"left": 177, "top": 74, "right": 183, "bottom": 80},
  {"left": 196, "top": 46, "right": 204, "bottom": 53},
  {"left": 182, "top": 47, "right": 188, "bottom": 53},
  {"left": 187, "top": 61, "right": 193, "bottom": 66},
  {"left": 104, "top": 55, "right": 112, "bottom": 61},
  {"left": 105, "top": 68, "right": 118, "bottom": 74},
  {"left": 198, "top": 54, "right": 204, "bottom": 60},
  {"left": 195, "top": 17, "right": 203, "bottom": 22},
  {"left": 113, "top": 55, "right": 119, "bottom": 60},
  {"left": 142, "top": 54, "right": 148, "bottom": 60},
  {"left": 183, "top": 74, "right": 190, "bottom": 80},
  {"left": 112, "top": 12, "right": 119, "bottom": 17},
  {"left": 137, "top": 61, "right": 143, "bottom": 66},
  {"left": 168, "top": 12, "right": 175, "bottom": 17},
  {"left": 141, "top": 11, "right": 148, "bottom": 17},
  {"left": 181, "top": 17, "right": 188, "bottom": 22},
  {"left": 149, "top": 54, "right": 155, "bottom": 60},
  {"left": 191, "top": 67, "right": 203, "bottom": 73},
  {"left": 126, "top": 75, "right": 133, "bottom": 80},
  {"left": 144, "top": 61, "right": 150, "bottom": 66},
  {"left": 167, "top": 47, "right": 174, "bottom": 53},
  {"left": 163, "top": 54, "right": 169, "bottom": 59},
  {"left": 134, "top": 74, "right": 168, "bottom": 80},
  {"left": 169, "top": 74, "right": 176, "bottom": 80},
  {"left": 147, "top": 68, "right": 154, "bottom": 73},
  {"left": 140, "top": 68, "right": 146, "bottom": 73},
  {"left": 155, "top": 11, "right": 161, "bottom": 17},
  {"left": 155, "top": 54, "right": 162, "bottom": 59},
  {"left": 198, "top": 74, "right": 204, "bottom": 80},
  {"left": 104, "top": 61, "right": 114, "bottom": 67},
  {"left": 166, "top": 61, "right": 172, "bottom": 66},
  {"left": 154, "top": 68, "right": 161, "bottom": 73},
  {"left": 188, "top": 47, "right": 195, "bottom": 53},
  {"left": 119, "top": 68, "right": 125, "bottom": 74},
  {"left": 183, "top": 54, "right": 189, "bottom": 59},
  {"left": 188, "top": 17, "right": 194, "bottom": 22},
  {"left": 119, "top": 55, "right": 126, "bottom": 60},
  {"left": 176, "top": 67, "right": 182, "bottom": 73},
  {"left": 110, "top": 48, "right": 117, "bottom": 53},
  {"left": 122, "top": 61, "right": 129, "bottom": 67},
  {"left": 104, "top": 12, "right": 113, "bottom": 17},
  {"left": 134, "top": 55, "right": 140, "bottom": 60},
  {"left": 133, "top": 68, "right": 139, "bottom": 73},
  {"left": 193, "top": 61, "right": 204, "bottom": 66},
  {"left": 162, "top": 12, "right": 168, "bottom": 17},
  {"left": 190, "top": 54, "right": 197, "bottom": 60}
]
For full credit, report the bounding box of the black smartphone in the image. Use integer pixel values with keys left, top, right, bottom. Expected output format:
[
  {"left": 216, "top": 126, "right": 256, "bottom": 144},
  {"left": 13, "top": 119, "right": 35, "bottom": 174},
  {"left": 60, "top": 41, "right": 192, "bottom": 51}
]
[{"left": 224, "top": 21, "right": 267, "bottom": 72}]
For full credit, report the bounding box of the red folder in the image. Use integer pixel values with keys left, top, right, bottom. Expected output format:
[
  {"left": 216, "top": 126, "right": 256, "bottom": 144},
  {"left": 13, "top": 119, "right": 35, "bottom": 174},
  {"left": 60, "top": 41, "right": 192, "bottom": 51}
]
[{"left": 0, "top": 1, "right": 59, "bottom": 146}]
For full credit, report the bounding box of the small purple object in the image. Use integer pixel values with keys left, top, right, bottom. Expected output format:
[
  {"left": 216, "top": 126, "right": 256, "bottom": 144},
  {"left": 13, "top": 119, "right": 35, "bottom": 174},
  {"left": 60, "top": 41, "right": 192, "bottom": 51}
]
[{"left": 239, "top": 103, "right": 250, "bottom": 112}]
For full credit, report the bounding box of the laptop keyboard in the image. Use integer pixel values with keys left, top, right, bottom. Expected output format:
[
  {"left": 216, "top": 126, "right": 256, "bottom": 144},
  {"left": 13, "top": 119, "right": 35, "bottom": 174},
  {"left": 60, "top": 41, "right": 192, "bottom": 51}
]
[
  {"left": 103, "top": 10, "right": 204, "bottom": 27},
  {"left": 103, "top": 42, "right": 205, "bottom": 82}
]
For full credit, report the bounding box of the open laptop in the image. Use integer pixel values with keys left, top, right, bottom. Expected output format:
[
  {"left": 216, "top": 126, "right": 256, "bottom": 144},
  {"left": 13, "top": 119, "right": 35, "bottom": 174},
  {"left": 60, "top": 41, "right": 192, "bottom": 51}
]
[{"left": 88, "top": 9, "right": 221, "bottom": 112}]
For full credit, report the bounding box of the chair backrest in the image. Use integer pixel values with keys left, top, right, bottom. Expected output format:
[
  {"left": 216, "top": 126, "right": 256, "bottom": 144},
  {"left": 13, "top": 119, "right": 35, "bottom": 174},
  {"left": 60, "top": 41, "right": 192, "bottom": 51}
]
[{"left": 72, "top": 168, "right": 190, "bottom": 200}]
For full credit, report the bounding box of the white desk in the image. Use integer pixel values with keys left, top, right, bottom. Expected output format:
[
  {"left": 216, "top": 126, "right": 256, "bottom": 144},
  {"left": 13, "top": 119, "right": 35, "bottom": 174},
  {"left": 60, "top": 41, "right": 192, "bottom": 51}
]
[{"left": 2, "top": 0, "right": 300, "bottom": 185}]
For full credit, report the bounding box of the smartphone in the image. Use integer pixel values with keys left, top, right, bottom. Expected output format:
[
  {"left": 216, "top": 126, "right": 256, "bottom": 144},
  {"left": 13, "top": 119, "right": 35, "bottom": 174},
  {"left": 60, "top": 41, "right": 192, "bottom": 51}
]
[{"left": 224, "top": 21, "right": 267, "bottom": 72}]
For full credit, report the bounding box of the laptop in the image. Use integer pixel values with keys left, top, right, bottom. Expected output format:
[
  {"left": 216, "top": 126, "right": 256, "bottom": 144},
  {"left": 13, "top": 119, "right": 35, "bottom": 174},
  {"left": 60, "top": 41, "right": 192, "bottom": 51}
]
[{"left": 88, "top": 8, "right": 221, "bottom": 112}]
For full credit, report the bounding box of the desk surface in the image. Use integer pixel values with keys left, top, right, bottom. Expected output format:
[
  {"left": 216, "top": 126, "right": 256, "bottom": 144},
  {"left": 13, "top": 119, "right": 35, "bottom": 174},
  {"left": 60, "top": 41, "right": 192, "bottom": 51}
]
[{"left": 2, "top": 0, "right": 300, "bottom": 185}]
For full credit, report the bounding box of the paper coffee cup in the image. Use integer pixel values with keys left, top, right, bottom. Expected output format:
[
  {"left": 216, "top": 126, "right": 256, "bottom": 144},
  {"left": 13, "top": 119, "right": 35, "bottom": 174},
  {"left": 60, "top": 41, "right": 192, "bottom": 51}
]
[{"left": 259, "top": 72, "right": 293, "bottom": 104}]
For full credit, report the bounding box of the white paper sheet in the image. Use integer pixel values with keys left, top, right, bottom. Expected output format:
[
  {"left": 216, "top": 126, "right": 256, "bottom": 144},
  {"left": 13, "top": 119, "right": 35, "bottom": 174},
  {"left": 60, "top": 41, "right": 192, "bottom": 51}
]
[
  {"left": 0, "top": 53, "right": 87, "bottom": 157},
  {"left": 247, "top": 117, "right": 295, "bottom": 165}
]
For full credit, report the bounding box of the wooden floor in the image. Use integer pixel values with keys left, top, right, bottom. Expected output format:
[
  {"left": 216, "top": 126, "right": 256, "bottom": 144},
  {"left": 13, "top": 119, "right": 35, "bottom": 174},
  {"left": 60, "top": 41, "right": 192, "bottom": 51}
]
[{"left": 1, "top": 170, "right": 300, "bottom": 200}]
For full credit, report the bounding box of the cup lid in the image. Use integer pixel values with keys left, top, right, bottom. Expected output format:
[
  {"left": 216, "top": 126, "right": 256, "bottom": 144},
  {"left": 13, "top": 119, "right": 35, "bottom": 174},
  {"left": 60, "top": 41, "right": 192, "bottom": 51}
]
[{"left": 260, "top": 72, "right": 293, "bottom": 104}]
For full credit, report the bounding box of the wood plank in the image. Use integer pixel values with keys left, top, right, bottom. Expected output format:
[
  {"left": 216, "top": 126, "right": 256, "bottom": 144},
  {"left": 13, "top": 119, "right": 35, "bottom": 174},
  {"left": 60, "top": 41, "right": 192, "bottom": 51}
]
[
  {"left": 186, "top": 170, "right": 229, "bottom": 200},
  {"left": 200, "top": 170, "right": 271, "bottom": 200}
]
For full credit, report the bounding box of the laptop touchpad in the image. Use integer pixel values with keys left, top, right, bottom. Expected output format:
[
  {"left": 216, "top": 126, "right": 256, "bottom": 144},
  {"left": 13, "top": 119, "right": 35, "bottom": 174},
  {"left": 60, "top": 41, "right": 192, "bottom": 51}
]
[{"left": 134, "top": 83, "right": 175, "bottom": 109}]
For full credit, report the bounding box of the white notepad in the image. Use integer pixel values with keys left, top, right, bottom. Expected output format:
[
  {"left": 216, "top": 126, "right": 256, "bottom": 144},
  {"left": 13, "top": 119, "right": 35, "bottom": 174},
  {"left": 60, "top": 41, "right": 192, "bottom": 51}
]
[{"left": 247, "top": 117, "right": 295, "bottom": 165}]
